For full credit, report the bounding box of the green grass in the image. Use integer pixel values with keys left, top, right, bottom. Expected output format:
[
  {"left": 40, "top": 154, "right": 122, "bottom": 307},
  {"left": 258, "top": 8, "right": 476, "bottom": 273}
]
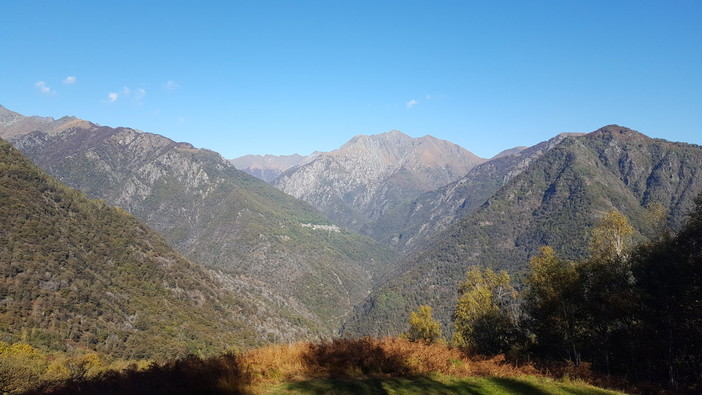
[{"left": 261, "top": 374, "right": 626, "bottom": 395}]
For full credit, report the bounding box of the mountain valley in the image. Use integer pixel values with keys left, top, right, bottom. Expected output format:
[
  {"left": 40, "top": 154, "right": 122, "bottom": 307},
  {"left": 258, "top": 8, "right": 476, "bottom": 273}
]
[
  {"left": 2, "top": 106, "right": 702, "bottom": 388},
  {"left": 1, "top": 106, "right": 395, "bottom": 345}
]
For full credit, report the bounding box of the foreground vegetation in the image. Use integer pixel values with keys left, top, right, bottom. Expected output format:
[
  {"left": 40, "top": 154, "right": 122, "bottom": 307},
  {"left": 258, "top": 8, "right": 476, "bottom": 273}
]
[
  {"left": 434, "top": 204, "right": 702, "bottom": 393},
  {"left": 17, "top": 337, "right": 626, "bottom": 394}
]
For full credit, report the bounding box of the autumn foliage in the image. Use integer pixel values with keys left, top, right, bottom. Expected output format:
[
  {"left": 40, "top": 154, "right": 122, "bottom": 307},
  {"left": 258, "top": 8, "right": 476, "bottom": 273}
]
[{"left": 22, "top": 337, "right": 616, "bottom": 394}]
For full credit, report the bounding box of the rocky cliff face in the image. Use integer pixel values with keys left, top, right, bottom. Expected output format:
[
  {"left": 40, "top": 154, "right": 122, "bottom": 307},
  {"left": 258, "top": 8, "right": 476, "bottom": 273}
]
[
  {"left": 274, "top": 130, "right": 486, "bottom": 229},
  {"left": 362, "top": 133, "right": 580, "bottom": 252},
  {"left": 4, "top": 108, "right": 395, "bottom": 343},
  {"left": 344, "top": 125, "right": 702, "bottom": 338}
]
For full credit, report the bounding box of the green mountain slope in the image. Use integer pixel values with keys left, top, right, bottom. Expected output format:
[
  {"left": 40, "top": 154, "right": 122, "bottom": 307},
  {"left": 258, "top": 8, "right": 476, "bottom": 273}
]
[
  {"left": 361, "top": 133, "right": 579, "bottom": 252},
  {"left": 6, "top": 113, "right": 395, "bottom": 340},
  {"left": 0, "top": 139, "right": 258, "bottom": 360},
  {"left": 343, "top": 125, "right": 702, "bottom": 337}
]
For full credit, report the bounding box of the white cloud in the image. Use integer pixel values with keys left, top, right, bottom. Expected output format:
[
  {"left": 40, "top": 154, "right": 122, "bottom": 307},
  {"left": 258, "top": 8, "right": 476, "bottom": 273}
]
[
  {"left": 424, "top": 93, "right": 446, "bottom": 101},
  {"left": 134, "top": 88, "right": 146, "bottom": 103},
  {"left": 406, "top": 99, "right": 418, "bottom": 109},
  {"left": 108, "top": 92, "right": 119, "bottom": 102},
  {"left": 121, "top": 86, "right": 131, "bottom": 96},
  {"left": 163, "top": 80, "right": 179, "bottom": 90},
  {"left": 35, "top": 81, "right": 55, "bottom": 95},
  {"left": 63, "top": 76, "right": 76, "bottom": 85}
]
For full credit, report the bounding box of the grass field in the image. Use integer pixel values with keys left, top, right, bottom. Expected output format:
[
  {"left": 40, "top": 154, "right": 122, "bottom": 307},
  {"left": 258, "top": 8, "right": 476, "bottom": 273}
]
[{"left": 260, "top": 374, "right": 625, "bottom": 394}]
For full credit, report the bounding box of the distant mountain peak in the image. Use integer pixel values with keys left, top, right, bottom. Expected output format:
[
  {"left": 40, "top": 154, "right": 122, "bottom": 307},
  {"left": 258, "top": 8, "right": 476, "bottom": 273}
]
[
  {"left": 588, "top": 125, "right": 651, "bottom": 144},
  {"left": 274, "top": 130, "right": 486, "bottom": 228},
  {"left": 0, "top": 105, "right": 95, "bottom": 138}
]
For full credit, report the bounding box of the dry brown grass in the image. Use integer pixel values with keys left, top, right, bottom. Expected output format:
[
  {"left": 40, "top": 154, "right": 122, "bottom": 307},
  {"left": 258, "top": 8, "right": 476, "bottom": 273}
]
[
  {"left": 30, "top": 337, "right": 636, "bottom": 394},
  {"left": 239, "top": 337, "right": 540, "bottom": 384}
]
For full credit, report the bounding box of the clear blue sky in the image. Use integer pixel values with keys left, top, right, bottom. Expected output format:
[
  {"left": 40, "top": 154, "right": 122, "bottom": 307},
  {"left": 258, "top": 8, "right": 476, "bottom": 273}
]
[{"left": 1, "top": 1, "right": 700, "bottom": 159}]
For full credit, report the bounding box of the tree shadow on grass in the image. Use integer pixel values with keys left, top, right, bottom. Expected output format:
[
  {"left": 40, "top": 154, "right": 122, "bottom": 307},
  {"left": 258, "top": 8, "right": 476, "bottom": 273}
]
[
  {"left": 285, "top": 375, "right": 553, "bottom": 395},
  {"left": 24, "top": 353, "right": 247, "bottom": 395}
]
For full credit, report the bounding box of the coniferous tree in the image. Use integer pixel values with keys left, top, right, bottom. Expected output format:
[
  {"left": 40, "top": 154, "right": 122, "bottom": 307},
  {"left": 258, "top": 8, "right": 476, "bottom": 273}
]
[{"left": 630, "top": 194, "right": 702, "bottom": 389}]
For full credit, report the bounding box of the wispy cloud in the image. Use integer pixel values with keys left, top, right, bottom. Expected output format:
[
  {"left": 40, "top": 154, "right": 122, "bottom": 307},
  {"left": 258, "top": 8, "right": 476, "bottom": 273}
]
[
  {"left": 134, "top": 88, "right": 146, "bottom": 103},
  {"left": 106, "top": 86, "right": 146, "bottom": 104},
  {"left": 35, "top": 81, "right": 55, "bottom": 95},
  {"left": 63, "top": 76, "right": 76, "bottom": 85},
  {"left": 424, "top": 93, "right": 446, "bottom": 101},
  {"left": 163, "top": 80, "right": 179, "bottom": 90},
  {"left": 406, "top": 99, "right": 418, "bottom": 109}
]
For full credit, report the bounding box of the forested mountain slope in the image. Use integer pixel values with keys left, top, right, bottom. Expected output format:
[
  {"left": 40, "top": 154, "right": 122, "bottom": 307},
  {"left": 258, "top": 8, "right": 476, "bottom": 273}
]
[
  {"left": 344, "top": 125, "right": 702, "bottom": 337},
  {"left": 0, "top": 139, "right": 258, "bottom": 360},
  {"left": 362, "top": 133, "right": 579, "bottom": 252},
  {"left": 3, "top": 107, "right": 395, "bottom": 341}
]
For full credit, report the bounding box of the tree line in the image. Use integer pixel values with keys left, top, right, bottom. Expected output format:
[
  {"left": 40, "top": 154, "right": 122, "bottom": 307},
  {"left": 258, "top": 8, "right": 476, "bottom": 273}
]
[{"left": 406, "top": 196, "right": 702, "bottom": 392}]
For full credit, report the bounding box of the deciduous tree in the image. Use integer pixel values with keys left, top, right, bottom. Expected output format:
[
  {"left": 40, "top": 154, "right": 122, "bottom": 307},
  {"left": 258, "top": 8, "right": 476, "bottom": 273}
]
[
  {"left": 406, "top": 305, "right": 443, "bottom": 343},
  {"left": 524, "top": 246, "right": 585, "bottom": 364},
  {"left": 452, "top": 266, "right": 521, "bottom": 354}
]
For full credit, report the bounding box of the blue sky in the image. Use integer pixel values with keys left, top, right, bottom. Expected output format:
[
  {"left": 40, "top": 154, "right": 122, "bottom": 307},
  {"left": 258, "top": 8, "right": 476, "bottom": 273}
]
[{"left": 1, "top": 1, "right": 700, "bottom": 159}]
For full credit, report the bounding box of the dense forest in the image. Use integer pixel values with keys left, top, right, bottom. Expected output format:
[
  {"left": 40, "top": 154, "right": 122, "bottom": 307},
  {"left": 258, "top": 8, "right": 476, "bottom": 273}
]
[
  {"left": 413, "top": 204, "right": 702, "bottom": 392},
  {"left": 0, "top": 139, "right": 260, "bottom": 363}
]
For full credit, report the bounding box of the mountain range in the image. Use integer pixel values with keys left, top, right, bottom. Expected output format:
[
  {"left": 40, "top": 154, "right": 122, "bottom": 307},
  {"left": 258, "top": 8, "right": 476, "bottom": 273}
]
[
  {"left": 271, "top": 130, "right": 486, "bottom": 229},
  {"left": 343, "top": 125, "right": 702, "bottom": 337},
  {"left": 2, "top": 104, "right": 701, "bottom": 355},
  {"left": 230, "top": 153, "right": 318, "bottom": 182},
  {"left": 0, "top": 105, "right": 395, "bottom": 345}
]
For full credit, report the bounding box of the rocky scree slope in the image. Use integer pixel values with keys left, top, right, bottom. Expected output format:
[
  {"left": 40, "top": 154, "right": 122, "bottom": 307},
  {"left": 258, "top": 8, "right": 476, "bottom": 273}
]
[
  {"left": 343, "top": 125, "right": 702, "bottom": 337},
  {"left": 273, "top": 130, "right": 486, "bottom": 230},
  {"left": 3, "top": 108, "right": 396, "bottom": 342}
]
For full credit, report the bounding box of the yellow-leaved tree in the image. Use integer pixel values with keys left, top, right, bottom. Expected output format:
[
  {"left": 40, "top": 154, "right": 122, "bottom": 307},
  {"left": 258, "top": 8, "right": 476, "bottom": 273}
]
[
  {"left": 452, "top": 266, "right": 521, "bottom": 355},
  {"left": 406, "top": 305, "right": 443, "bottom": 343}
]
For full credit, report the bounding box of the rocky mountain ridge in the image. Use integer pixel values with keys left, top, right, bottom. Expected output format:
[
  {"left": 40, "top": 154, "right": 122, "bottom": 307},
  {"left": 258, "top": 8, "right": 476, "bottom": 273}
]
[
  {"left": 273, "top": 130, "right": 486, "bottom": 229},
  {"left": 362, "top": 133, "right": 582, "bottom": 252},
  {"left": 2, "top": 107, "right": 395, "bottom": 343},
  {"left": 0, "top": 105, "right": 93, "bottom": 138},
  {"left": 344, "top": 125, "right": 702, "bottom": 337},
  {"left": 230, "top": 153, "right": 320, "bottom": 182}
]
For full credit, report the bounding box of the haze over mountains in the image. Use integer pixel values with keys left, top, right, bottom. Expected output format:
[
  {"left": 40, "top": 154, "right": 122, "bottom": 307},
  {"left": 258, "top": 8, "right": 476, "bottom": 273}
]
[
  {"left": 230, "top": 153, "right": 318, "bottom": 183},
  {"left": 2, "top": 104, "right": 701, "bottom": 361}
]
